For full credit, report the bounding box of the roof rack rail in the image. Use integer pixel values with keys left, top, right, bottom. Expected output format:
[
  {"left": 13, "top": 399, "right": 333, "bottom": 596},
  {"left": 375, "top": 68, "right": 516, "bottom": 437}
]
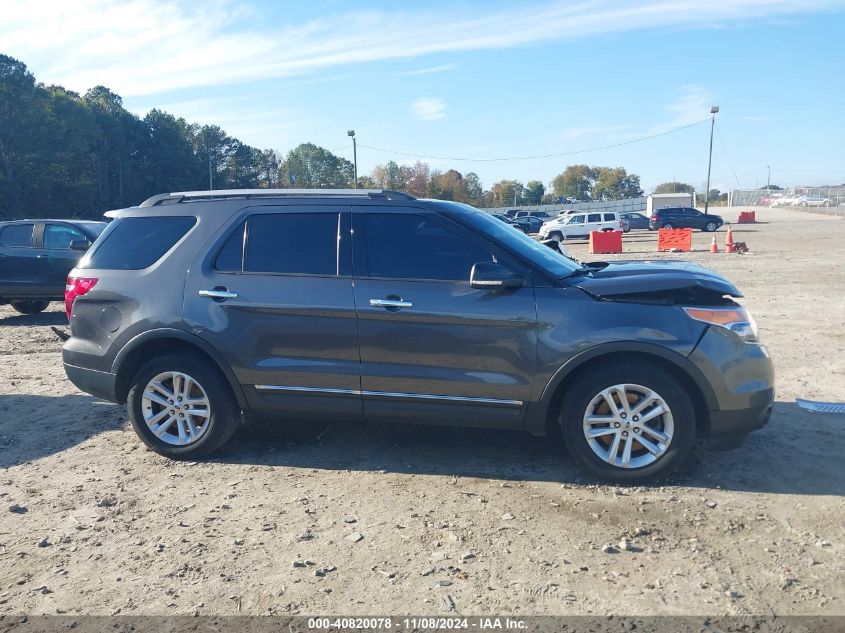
[{"left": 138, "top": 188, "right": 415, "bottom": 207}]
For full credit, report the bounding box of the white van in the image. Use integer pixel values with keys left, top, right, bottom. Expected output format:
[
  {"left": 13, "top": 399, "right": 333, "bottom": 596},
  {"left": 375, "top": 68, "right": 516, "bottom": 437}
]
[{"left": 538, "top": 211, "right": 626, "bottom": 240}]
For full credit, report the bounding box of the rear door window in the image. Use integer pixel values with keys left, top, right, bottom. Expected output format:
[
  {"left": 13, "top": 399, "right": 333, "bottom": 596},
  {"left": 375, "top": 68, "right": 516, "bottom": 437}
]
[
  {"left": 44, "top": 224, "right": 86, "bottom": 249},
  {"left": 84, "top": 216, "right": 196, "bottom": 270},
  {"left": 244, "top": 213, "right": 338, "bottom": 275},
  {"left": 587, "top": 213, "right": 602, "bottom": 223},
  {"left": 0, "top": 224, "right": 34, "bottom": 247}
]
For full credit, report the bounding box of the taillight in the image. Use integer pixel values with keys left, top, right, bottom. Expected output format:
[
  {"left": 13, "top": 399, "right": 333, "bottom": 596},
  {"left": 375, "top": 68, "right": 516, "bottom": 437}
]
[
  {"left": 65, "top": 276, "right": 98, "bottom": 321},
  {"left": 650, "top": 215, "right": 657, "bottom": 220}
]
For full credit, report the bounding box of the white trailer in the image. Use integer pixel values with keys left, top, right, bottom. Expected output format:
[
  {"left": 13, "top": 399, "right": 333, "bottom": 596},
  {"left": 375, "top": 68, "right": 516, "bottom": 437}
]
[{"left": 647, "top": 193, "right": 693, "bottom": 215}]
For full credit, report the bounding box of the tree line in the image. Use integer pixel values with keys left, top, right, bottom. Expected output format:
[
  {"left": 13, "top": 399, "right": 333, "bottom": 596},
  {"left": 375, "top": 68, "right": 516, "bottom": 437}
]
[{"left": 2, "top": 54, "right": 647, "bottom": 220}]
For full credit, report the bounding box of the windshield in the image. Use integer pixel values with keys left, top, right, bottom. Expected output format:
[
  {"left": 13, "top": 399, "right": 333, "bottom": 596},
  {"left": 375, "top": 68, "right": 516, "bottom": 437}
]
[
  {"left": 457, "top": 205, "right": 581, "bottom": 276},
  {"left": 80, "top": 222, "right": 108, "bottom": 237}
]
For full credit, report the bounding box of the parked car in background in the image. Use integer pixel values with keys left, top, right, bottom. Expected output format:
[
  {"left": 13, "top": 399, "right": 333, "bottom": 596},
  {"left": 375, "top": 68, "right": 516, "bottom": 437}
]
[
  {"left": 514, "top": 210, "right": 555, "bottom": 221},
  {"left": 648, "top": 207, "right": 723, "bottom": 232},
  {"left": 62, "top": 188, "right": 773, "bottom": 481},
  {"left": 798, "top": 195, "right": 831, "bottom": 207},
  {"left": 514, "top": 216, "right": 544, "bottom": 234},
  {"left": 770, "top": 195, "right": 801, "bottom": 207},
  {"left": 620, "top": 212, "right": 650, "bottom": 231},
  {"left": 0, "top": 219, "right": 107, "bottom": 314},
  {"left": 539, "top": 211, "right": 625, "bottom": 240}
]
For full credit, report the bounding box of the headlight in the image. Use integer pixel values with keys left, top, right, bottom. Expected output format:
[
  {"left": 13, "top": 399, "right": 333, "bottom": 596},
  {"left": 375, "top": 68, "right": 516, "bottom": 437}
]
[{"left": 683, "top": 306, "right": 759, "bottom": 343}]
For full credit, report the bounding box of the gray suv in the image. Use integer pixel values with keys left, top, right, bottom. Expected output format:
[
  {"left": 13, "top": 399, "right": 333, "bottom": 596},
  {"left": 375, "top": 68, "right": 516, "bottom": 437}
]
[{"left": 62, "top": 189, "right": 774, "bottom": 481}]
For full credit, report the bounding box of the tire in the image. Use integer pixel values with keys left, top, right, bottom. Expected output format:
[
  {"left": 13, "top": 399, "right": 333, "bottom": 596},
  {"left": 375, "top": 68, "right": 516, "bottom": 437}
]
[
  {"left": 11, "top": 300, "right": 50, "bottom": 314},
  {"left": 559, "top": 361, "right": 696, "bottom": 482},
  {"left": 704, "top": 221, "right": 717, "bottom": 232},
  {"left": 127, "top": 352, "right": 241, "bottom": 459},
  {"left": 661, "top": 222, "right": 674, "bottom": 229},
  {"left": 549, "top": 231, "right": 563, "bottom": 241}
]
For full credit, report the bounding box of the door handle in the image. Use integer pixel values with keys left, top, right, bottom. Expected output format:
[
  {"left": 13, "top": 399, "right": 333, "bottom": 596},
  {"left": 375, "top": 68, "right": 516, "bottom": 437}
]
[
  {"left": 370, "top": 298, "right": 412, "bottom": 309},
  {"left": 199, "top": 288, "right": 238, "bottom": 300}
]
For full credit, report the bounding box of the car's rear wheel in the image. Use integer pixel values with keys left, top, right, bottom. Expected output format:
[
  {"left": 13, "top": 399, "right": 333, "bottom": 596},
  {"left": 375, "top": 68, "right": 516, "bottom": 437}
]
[
  {"left": 661, "top": 222, "right": 674, "bottom": 229},
  {"left": 11, "top": 300, "right": 50, "bottom": 314},
  {"left": 704, "top": 221, "right": 717, "bottom": 232},
  {"left": 127, "top": 353, "right": 241, "bottom": 458},
  {"left": 560, "top": 362, "right": 696, "bottom": 481}
]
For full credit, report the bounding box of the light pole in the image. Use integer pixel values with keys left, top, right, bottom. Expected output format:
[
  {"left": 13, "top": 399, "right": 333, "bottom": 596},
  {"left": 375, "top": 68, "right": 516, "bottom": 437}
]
[
  {"left": 767, "top": 165, "right": 771, "bottom": 192},
  {"left": 704, "top": 105, "right": 718, "bottom": 213},
  {"left": 206, "top": 144, "right": 213, "bottom": 190},
  {"left": 347, "top": 130, "right": 357, "bottom": 188}
]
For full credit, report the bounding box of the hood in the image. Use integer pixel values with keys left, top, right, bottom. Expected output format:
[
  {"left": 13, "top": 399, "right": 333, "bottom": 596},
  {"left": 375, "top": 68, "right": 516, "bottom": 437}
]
[{"left": 571, "top": 260, "right": 742, "bottom": 304}]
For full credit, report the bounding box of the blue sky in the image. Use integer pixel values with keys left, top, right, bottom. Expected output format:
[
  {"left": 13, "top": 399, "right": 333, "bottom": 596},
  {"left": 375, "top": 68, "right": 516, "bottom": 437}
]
[{"left": 3, "top": 0, "right": 845, "bottom": 192}]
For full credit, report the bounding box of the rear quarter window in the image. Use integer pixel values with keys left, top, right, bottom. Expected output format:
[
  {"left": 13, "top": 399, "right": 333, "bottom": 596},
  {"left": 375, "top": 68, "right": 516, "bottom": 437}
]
[
  {"left": 83, "top": 216, "right": 196, "bottom": 270},
  {"left": 0, "top": 224, "right": 34, "bottom": 247}
]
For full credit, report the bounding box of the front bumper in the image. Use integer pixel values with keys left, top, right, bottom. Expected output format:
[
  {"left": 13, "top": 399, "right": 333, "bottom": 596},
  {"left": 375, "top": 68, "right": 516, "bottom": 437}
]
[
  {"left": 707, "top": 398, "right": 773, "bottom": 449},
  {"left": 688, "top": 326, "right": 775, "bottom": 449},
  {"left": 64, "top": 362, "right": 119, "bottom": 403}
]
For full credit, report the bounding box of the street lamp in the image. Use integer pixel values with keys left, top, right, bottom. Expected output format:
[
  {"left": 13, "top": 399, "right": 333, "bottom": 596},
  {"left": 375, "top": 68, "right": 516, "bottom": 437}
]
[
  {"left": 704, "top": 105, "right": 719, "bottom": 214},
  {"left": 347, "top": 130, "right": 358, "bottom": 189}
]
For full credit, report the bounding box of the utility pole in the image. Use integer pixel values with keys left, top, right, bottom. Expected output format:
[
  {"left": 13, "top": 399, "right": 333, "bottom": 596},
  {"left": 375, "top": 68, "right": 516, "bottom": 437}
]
[
  {"left": 347, "top": 130, "right": 357, "bottom": 188},
  {"left": 704, "top": 105, "right": 719, "bottom": 213},
  {"left": 207, "top": 146, "right": 213, "bottom": 190},
  {"left": 767, "top": 165, "right": 771, "bottom": 192}
]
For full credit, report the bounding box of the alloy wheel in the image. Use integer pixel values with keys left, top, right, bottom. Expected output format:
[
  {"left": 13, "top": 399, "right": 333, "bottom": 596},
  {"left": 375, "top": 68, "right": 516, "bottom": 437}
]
[
  {"left": 141, "top": 371, "right": 211, "bottom": 446},
  {"left": 582, "top": 383, "right": 674, "bottom": 469}
]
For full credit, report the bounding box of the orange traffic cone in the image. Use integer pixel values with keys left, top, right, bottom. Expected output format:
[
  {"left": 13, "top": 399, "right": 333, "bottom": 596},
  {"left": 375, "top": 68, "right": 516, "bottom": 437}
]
[
  {"left": 725, "top": 226, "right": 736, "bottom": 253},
  {"left": 710, "top": 235, "right": 719, "bottom": 253}
]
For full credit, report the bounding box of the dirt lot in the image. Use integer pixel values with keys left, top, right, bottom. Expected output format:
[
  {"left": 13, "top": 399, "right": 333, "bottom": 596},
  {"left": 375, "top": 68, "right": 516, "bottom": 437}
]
[{"left": 0, "top": 206, "right": 843, "bottom": 617}]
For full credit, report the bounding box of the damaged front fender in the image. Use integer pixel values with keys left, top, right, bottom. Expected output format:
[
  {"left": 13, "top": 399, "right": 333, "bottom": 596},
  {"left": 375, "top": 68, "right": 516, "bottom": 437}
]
[{"left": 570, "top": 260, "right": 743, "bottom": 305}]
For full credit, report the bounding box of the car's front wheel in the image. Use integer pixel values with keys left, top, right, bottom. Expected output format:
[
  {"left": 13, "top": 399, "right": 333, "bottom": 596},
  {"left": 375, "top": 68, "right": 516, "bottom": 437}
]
[
  {"left": 549, "top": 231, "right": 563, "bottom": 241},
  {"left": 127, "top": 353, "right": 241, "bottom": 458},
  {"left": 11, "top": 300, "right": 50, "bottom": 314},
  {"left": 560, "top": 362, "right": 696, "bottom": 481},
  {"left": 704, "top": 221, "right": 718, "bottom": 232}
]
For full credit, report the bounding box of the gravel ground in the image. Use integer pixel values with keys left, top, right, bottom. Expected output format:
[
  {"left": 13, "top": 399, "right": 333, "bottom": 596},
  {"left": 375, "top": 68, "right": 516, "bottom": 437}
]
[{"left": 0, "top": 206, "right": 843, "bottom": 617}]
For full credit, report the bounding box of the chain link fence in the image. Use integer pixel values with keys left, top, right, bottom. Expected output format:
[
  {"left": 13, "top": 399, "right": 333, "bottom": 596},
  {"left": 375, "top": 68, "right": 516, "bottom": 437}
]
[
  {"left": 483, "top": 196, "right": 647, "bottom": 216},
  {"left": 730, "top": 186, "right": 845, "bottom": 208}
]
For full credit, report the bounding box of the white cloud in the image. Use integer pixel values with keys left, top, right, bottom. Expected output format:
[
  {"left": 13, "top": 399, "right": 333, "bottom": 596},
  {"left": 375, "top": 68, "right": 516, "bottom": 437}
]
[
  {"left": 664, "top": 85, "right": 714, "bottom": 127},
  {"left": 411, "top": 98, "right": 446, "bottom": 122},
  {"left": 399, "top": 64, "right": 454, "bottom": 76},
  {"left": 2, "top": 0, "right": 843, "bottom": 96}
]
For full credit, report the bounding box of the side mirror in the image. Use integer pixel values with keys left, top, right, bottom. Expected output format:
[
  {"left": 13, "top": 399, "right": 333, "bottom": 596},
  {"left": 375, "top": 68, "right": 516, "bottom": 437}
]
[
  {"left": 470, "top": 262, "right": 524, "bottom": 290},
  {"left": 69, "top": 239, "right": 91, "bottom": 252}
]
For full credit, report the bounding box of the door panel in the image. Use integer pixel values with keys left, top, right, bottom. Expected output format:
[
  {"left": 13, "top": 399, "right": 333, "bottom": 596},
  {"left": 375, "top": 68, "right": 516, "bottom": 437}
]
[
  {"left": 184, "top": 207, "right": 362, "bottom": 420},
  {"left": 42, "top": 224, "right": 88, "bottom": 295},
  {"left": 352, "top": 207, "right": 537, "bottom": 428},
  {"left": 0, "top": 223, "right": 42, "bottom": 297}
]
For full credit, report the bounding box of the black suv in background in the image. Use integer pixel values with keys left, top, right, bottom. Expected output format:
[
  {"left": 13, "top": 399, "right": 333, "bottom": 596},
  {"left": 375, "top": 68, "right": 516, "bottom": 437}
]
[
  {"left": 62, "top": 189, "right": 773, "bottom": 481},
  {"left": 649, "top": 207, "right": 724, "bottom": 232},
  {"left": 0, "top": 219, "right": 107, "bottom": 314}
]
